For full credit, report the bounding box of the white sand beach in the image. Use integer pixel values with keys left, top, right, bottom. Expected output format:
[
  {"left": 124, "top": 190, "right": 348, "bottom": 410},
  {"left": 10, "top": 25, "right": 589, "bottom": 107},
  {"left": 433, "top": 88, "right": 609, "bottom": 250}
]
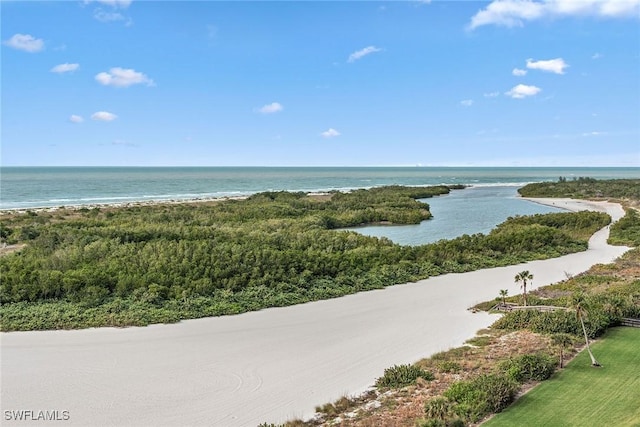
[{"left": 0, "top": 198, "right": 631, "bottom": 427}]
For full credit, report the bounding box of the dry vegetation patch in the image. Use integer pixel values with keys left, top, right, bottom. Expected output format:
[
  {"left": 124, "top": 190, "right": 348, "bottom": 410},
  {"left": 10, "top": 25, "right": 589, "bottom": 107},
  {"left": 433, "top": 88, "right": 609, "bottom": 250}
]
[{"left": 0, "top": 243, "right": 26, "bottom": 257}]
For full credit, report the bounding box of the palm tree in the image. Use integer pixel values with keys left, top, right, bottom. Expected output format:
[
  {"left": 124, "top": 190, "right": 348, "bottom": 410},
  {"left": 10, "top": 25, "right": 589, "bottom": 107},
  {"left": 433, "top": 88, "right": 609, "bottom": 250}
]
[
  {"left": 572, "top": 292, "right": 601, "bottom": 367},
  {"left": 551, "top": 333, "right": 573, "bottom": 368},
  {"left": 499, "top": 289, "right": 509, "bottom": 307},
  {"left": 514, "top": 270, "right": 533, "bottom": 306}
]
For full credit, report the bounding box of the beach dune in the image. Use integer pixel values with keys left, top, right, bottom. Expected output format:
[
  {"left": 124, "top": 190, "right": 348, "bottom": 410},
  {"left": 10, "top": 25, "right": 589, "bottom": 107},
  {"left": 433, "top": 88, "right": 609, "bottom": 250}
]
[{"left": 0, "top": 198, "right": 630, "bottom": 427}]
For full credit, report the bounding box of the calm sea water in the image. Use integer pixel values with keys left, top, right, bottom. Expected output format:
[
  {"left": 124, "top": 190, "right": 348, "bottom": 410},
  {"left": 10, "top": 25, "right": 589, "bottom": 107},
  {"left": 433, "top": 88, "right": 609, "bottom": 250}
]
[
  {"left": 346, "top": 185, "right": 566, "bottom": 245},
  {"left": 2, "top": 166, "right": 638, "bottom": 211},
  {"left": 2, "top": 166, "right": 638, "bottom": 245}
]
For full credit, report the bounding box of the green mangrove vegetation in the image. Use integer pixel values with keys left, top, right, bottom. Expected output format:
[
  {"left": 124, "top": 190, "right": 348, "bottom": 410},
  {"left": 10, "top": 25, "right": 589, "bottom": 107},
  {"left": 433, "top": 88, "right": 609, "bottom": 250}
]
[
  {"left": 0, "top": 185, "right": 612, "bottom": 331},
  {"left": 609, "top": 207, "right": 640, "bottom": 246},
  {"left": 518, "top": 178, "right": 640, "bottom": 200}
]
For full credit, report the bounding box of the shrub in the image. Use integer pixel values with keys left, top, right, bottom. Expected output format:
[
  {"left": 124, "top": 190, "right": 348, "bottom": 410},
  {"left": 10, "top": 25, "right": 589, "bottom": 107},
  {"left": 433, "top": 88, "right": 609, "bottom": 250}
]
[
  {"left": 492, "top": 309, "right": 610, "bottom": 338},
  {"left": 609, "top": 208, "right": 640, "bottom": 246},
  {"left": 499, "top": 353, "right": 557, "bottom": 383},
  {"left": 424, "top": 396, "right": 453, "bottom": 420},
  {"left": 315, "top": 396, "right": 353, "bottom": 417},
  {"left": 465, "top": 335, "right": 492, "bottom": 347},
  {"left": 375, "top": 364, "right": 435, "bottom": 389},
  {"left": 437, "top": 361, "right": 462, "bottom": 373},
  {"left": 418, "top": 419, "right": 447, "bottom": 427},
  {"left": 418, "top": 412, "right": 466, "bottom": 427},
  {"left": 444, "top": 373, "right": 519, "bottom": 423},
  {"left": 79, "top": 285, "right": 110, "bottom": 308}
]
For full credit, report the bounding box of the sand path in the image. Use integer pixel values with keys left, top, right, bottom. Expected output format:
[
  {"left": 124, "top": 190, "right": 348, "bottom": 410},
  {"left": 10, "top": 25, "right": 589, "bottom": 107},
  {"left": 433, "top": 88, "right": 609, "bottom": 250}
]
[{"left": 0, "top": 198, "right": 630, "bottom": 427}]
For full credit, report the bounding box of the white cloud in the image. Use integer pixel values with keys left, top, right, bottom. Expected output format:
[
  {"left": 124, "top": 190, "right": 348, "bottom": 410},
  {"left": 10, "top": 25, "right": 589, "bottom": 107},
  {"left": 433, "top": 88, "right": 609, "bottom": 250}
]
[
  {"left": 526, "top": 58, "right": 569, "bottom": 74},
  {"left": 93, "top": 8, "right": 132, "bottom": 25},
  {"left": 95, "top": 67, "right": 154, "bottom": 87},
  {"left": 582, "top": 131, "right": 606, "bottom": 136},
  {"left": 321, "top": 128, "right": 341, "bottom": 138},
  {"left": 348, "top": 46, "right": 382, "bottom": 63},
  {"left": 469, "top": 0, "right": 640, "bottom": 30},
  {"left": 85, "top": 0, "right": 132, "bottom": 8},
  {"left": 591, "top": 52, "right": 603, "bottom": 59},
  {"left": 3, "top": 34, "right": 44, "bottom": 53},
  {"left": 468, "top": 0, "right": 544, "bottom": 29},
  {"left": 93, "top": 9, "right": 125, "bottom": 22},
  {"left": 88, "top": 0, "right": 133, "bottom": 26},
  {"left": 599, "top": 0, "right": 640, "bottom": 16},
  {"left": 51, "top": 63, "right": 79, "bottom": 73},
  {"left": 484, "top": 91, "right": 501, "bottom": 98},
  {"left": 505, "top": 84, "right": 542, "bottom": 98},
  {"left": 91, "top": 111, "right": 118, "bottom": 121},
  {"left": 69, "top": 115, "right": 84, "bottom": 123},
  {"left": 460, "top": 99, "right": 474, "bottom": 107},
  {"left": 512, "top": 68, "right": 527, "bottom": 76},
  {"left": 257, "top": 102, "right": 283, "bottom": 114}
]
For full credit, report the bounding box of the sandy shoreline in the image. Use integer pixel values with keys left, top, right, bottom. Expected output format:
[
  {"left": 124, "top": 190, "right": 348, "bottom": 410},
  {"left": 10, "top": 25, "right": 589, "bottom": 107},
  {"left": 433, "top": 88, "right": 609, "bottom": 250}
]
[
  {"left": 0, "top": 195, "right": 249, "bottom": 215},
  {"left": 0, "top": 198, "right": 631, "bottom": 427},
  {"left": 521, "top": 197, "right": 627, "bottom": 220},
  {"left": 0, "top": 193, "right": 340, "bottom": 215}
]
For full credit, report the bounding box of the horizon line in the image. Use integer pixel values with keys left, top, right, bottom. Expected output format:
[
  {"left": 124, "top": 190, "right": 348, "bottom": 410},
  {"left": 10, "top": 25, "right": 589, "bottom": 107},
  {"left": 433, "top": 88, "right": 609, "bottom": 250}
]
[{"left": 2, "top": 165, "right": 639, "bottom": 169}]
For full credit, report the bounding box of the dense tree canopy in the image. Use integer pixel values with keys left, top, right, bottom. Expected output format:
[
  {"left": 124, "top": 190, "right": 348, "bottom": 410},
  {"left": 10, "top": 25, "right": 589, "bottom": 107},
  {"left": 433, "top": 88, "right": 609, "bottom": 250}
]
[
  {"left": 518, "top": 178, "right": 640, "bottom": 200},
  {"left": 0, "top": 185, "right": 611, "bottom": 330}
]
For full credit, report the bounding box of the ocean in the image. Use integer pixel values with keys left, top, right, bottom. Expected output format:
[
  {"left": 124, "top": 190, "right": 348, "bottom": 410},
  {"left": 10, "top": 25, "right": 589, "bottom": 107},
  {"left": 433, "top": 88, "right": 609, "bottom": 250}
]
[
  {"left": 2, "top": 166, "right": 638, "bottom": 245},
  {"left": 2, "top": 166, "right": 638, "bottom": 211}
]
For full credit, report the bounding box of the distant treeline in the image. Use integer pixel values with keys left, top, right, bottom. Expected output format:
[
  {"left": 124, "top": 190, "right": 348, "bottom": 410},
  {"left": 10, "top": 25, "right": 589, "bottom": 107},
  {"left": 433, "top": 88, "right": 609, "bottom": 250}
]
[
  {"left": 0, "top": 185, "right": 611, "bottom": 330},
  {"left": 518, "top": 178, "right": 640, "bottom": 200}
]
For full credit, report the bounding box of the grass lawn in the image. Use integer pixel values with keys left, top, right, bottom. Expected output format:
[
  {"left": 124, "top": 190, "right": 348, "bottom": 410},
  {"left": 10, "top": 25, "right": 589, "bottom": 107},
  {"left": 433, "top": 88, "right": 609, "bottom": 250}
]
[{"left": 484, "top": 327, "right": 640, "bottom": 427}]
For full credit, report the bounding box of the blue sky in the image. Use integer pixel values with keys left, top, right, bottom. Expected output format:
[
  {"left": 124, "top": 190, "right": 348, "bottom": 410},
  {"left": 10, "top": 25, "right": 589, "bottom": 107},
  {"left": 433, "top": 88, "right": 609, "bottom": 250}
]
[{"left": 2, "top": 0, "right": 639, "bottom": 167}]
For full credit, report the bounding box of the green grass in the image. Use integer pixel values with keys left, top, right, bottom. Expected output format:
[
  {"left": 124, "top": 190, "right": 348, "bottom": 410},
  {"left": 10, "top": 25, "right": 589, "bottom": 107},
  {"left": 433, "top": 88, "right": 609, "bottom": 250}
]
[{"left": 484, "top": 327, "right": 640, "bottom": 427}]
